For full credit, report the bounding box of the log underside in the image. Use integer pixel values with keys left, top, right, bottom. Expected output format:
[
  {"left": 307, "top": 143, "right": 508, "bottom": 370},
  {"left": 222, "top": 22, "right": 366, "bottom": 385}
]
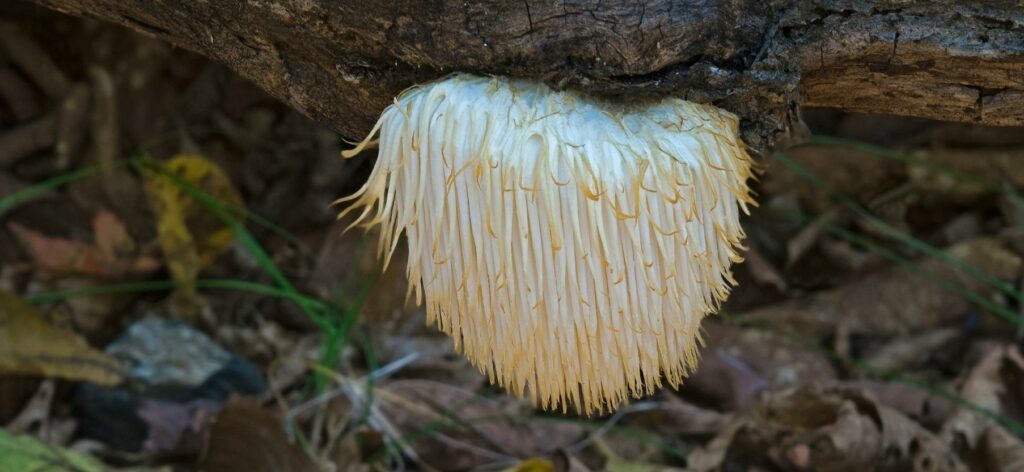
[{"left": 28, "top": 0, "right": 1024, "bottom": 153}]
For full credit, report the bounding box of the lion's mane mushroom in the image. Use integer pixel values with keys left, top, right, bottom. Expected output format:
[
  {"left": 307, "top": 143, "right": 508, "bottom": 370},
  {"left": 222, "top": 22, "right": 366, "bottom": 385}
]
[{"left": 338, "top": 73, "right": 755, "bottom": 414}]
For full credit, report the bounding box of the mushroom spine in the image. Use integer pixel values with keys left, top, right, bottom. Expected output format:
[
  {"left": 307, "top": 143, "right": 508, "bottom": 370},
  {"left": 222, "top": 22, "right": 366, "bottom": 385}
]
[{"left": 338, "top": 73, "right": 755, "bottom": 414}]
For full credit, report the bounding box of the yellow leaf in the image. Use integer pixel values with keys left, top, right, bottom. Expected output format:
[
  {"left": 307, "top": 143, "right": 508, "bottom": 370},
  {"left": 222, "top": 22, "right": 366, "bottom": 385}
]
[
  {"left": 0, "top": 290, "right": 123, "bottom": 385},
  {"left": 143, "top": 155, "right": 244, "bottom": 291},
  {"left": 501, "top": 458, "right": 555, "bottom": 472}
]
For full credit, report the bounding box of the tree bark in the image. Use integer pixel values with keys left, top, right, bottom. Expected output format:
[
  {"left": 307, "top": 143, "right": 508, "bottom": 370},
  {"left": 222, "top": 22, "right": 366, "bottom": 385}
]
[{"left": 28, "top": 0, "right": 1024, "bottom": 152}]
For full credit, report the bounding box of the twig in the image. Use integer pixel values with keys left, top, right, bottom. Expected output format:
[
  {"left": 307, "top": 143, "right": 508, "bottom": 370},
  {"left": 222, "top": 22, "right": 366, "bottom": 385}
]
[
  {"left": 88, "top": 67, "right": 120, "bottom": 201},
  {"left": 565, "top": 401, "right": 660, "bottom": 453},
  {"left": 0, "top": 67, "right": 41, "bottom": 120},
  {"left": 0, "top": 21, "right": 71, "bottom": 99},
  {"left": 0, "top": 113, "right": 56, "bottom": 167},
  {"left": 55, "top": 83, "right": 91, "bottom": 170}
]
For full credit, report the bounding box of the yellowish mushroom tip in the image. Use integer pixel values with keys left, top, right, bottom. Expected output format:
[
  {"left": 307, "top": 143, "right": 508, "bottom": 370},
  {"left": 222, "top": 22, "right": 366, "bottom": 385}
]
[{"left": 338, "top": 73, "right": 755, "bottom": 415}]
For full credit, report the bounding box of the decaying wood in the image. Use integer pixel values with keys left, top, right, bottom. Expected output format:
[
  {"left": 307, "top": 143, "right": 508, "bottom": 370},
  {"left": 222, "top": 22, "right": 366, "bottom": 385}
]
[{"left": 26, "top": 0, "right": 1024, "bottom": 152}]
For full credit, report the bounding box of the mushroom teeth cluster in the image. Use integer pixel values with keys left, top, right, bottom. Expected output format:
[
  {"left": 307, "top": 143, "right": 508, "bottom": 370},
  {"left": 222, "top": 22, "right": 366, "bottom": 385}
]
[{"left": 338, "top": 73, "right": 755, "bottom": 414}]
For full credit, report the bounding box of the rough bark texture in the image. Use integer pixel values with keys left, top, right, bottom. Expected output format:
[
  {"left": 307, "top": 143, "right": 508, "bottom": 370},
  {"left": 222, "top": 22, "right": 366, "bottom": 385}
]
[{"left": 28, "top": 0, "right": 1024, "bottom": 153}]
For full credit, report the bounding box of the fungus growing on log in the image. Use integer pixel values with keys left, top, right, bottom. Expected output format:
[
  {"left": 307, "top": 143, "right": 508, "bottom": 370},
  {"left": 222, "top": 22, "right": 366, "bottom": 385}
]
[{"left": 339, "top": 74, "right": 755, "bottom": 414}]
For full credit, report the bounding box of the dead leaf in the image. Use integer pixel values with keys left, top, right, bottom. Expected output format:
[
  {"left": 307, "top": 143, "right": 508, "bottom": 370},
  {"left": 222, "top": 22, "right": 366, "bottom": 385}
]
[
  {"left": 593, "top": 437, "right": 686, "bottom": 472},
  {"left": 9, "top": 210, "right": 159, "bottom": 278},
  {"left": 0, "top": 290, "right": 122, "bottom": 385},
  {"left": 137, "top": 398, "right": 221, "bottom": 455},
  {"left": 764, "top": 144, "right": 907, "bottom": 214},
  {"left": 680, "top": 350, "right": 768, "bottom": 412},
  {"left": 0, "top": 376, "right": 40, "bottom": 425},
  {"left": 552, "top": 451, "right": 593, "bottom": 472},
  {"left": 862, "top": 327, "right": 962, "bottom": 372},
  {"left": 143, "top": 155, "right": 243, "bottom": 293},
  {"left": 909, "top": 147, "right": 1024, "bottom": 206},
  {"left": 839, "top": 381, "right": 955, "bottom": 430},
  {"left": 941, "top": 344, "right": 1024, "bottom": 460},
  {"left": 10, "top": 223, "right": 100, "bottom": 275},
  {"left": 748, "top": 237, "right": 1023, "bottom": 338},
  {"left": 378, "top": 379, "right": 586, "bottom": 470},
  {"left": 5, "top": 379, "right": 75, "bottom": 448},
  {"left": 325, "top": 427, "right": 369, "bottom": 472},
  {"left": 976, "top": 426, "right": 1024, "bottom": 471},
  {"left": 686, "top": 386, "right": 966, "bottom": 472},
  {"left": 682, "top": 322, "right": 836, "bottom": 410},
  {"left": 743, "top": 243, "right": 787, "bottom": 292},
  {"left": 376, "top": 334, "right": 483, "bottom": 390},
  {"left": 631, "top": 395, "right": 728, "bottom": 436},
  {"left": 785, "top": 207, "right": 843, "bottom": 269},
  {"left": 200, "top": 396, "right": 319, "bottom": 472},
  {"left": 5, "top": 379, "right": 55, "bottom": 434},
  {"left": 683, "top": 415, "right": 746, "bottom": 472},
  {"left": 265, "top": 333, "right": 320, "bottom": 395}
]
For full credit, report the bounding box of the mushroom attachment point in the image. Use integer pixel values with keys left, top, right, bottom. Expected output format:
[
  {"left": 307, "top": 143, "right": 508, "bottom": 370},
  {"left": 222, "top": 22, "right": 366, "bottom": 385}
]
[{"left": 337, "top": 73, "right": 756, "bottom": 414}]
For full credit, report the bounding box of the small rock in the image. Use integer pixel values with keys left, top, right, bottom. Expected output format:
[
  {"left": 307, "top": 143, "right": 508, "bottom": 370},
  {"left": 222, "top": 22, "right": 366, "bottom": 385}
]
[{"left": 74, "top": 317, "right": 265, "bottom": 453}]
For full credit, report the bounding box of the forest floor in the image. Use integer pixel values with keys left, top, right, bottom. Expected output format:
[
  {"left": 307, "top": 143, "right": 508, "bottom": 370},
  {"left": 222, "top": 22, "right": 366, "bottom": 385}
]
[{"left": 1, "top": 4, "right": 1023, "bottom": 472}]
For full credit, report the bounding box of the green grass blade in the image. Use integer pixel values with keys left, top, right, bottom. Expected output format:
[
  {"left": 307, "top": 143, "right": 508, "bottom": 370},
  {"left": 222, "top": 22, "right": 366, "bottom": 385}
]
[
  {"left": 720, "top": 313, "right": 1024, "bottom": 436},
  {"left": 134, "top": 158, "right": 326, "bottom": 323},
  {"left": 24, "top": 278, "right": 329, "bottom": 310},
  {"left": 809, "top": 135, "right": 1020, "bottom": 201},
  {"left": 774, "top": 151, "right": 1023, "bottom": 306},
  {"left": 137, "top": 157, "right": 369, "bottom": 395},
  {"left": 0, "top": 165, "right": 114, "bottom": 218},
  {"left": 767, "top": 204, "right": 1024, "bottom": 326}
]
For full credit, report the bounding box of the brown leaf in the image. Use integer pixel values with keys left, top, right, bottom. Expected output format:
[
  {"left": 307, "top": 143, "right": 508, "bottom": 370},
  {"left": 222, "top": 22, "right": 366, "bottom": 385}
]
[
  {"left": 839, "top": 381, "right": 955, "bottom": 430},
  {"left": 9, "top": 222, "right": 100, "bottom": 274},
  {"left": 0, "top": 376, "right": 41, "bottom": 424},
  {"left": 9, "top": 210, "right": 159, "bottom": 279},
  {"left": 631, "top": 395, "right": 728, "bottom": 436},
  {"left": 909, "top": 147, "right": 1024, "bottom": 206},
  {"left": 552, "top": 451, "right": 593, "bottom": 472},
  {"left": 976, "top": 426, "right": 1024, "bottom": 471},
  {"left": 686, "top": 386, "right": 966, "bottom": 472},
  {"left": 200, "top": 396, "right": 319, "bottom": 472},
  {"left": 941, "top": 344, "right": 1024, "bottom": 458},
  {"left": 593, "top": 435, "right": 687, "bottom": 472},
  {"left": 5, "top": 379, "right": 55, "bottom": 434},
  {"left": 93, "top": 210, "right": 133, "bottom": 262},
  {"left": 743, "top": 243, "right": 787, "bottom": 292},
  {"left": 137, "top": 398, "right": 221, "bottom": 455},
  {"left": 682, "top": 322, "right": 836, "bottom": 410},
  {"left": 785, "top": 207, "right": 843, "bottom": 269},
  {"left": 378, "top": 379, "right": 586, "bottom": 470},
  {"left": 763, "top": 144, "right": 906, "bottom": 214},
  {"left": 862, "top": 327, "right": 962, "bottom": 372},
  {"left": 747, "top": 237, "right": 1022, "bottom": 338},
  {"left": 0, "top": 290, "right": 122, "bottom": 385}
]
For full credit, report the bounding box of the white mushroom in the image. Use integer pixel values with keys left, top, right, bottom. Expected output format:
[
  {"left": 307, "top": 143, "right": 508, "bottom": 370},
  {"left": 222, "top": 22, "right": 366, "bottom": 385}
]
[{"left": 338, "top": 73, "right": 755, "bottom": 414}]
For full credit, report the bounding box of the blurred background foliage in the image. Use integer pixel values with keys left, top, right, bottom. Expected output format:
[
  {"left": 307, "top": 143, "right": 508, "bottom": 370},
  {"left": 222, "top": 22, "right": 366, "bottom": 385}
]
[{"left": 1, "top": 3, "right": 1023, "bottom": 471}]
